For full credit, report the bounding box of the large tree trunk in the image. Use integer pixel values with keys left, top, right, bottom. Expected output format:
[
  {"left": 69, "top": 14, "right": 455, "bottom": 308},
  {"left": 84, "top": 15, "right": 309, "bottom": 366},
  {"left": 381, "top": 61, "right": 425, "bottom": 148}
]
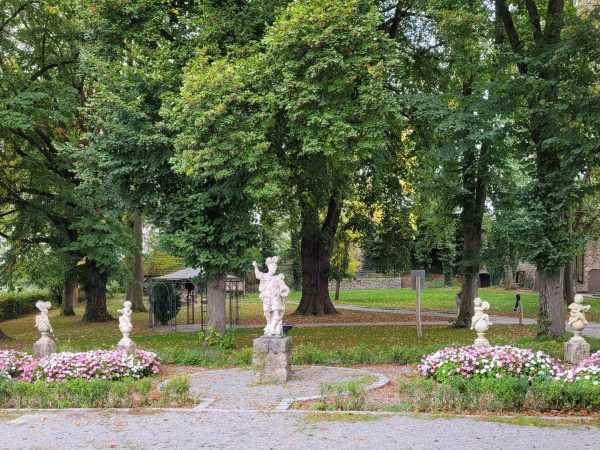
[
  {"left": 125, "top": 210, "right": 146, "bottom": 312},
  {"left": 456, "top": 139, "right": 487, "bottom": 328},
  {"left": 82, "top": 264, "right": 113, "bottom": 322},
  {"left": 295, "top": 195, "right": 341, "bottom": 315},
  {"left": 207, "top": 273, "right": 227, "bottom": 336},
  {"left": 62, "top": 271, "right": 77, "bottom": 316},
  {"left": 563, "top": 259, "right": 575, "bottom": 306},
  {"left": 538, "top": 269, "right": 565, "bottom": 337},
  {"left": 504, "top": 264, "right": 516, "bottom": 290}
]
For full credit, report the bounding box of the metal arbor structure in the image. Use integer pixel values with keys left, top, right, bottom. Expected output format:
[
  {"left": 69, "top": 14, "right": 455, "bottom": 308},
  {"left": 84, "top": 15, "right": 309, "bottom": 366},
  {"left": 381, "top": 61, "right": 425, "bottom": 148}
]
[{"left": 148, "top": 268, "right": 243, "bottom": 331}]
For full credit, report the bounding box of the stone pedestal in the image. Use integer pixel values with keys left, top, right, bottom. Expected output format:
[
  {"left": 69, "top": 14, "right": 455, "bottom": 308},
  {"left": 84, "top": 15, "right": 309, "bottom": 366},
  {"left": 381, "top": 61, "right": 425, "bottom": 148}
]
[
  {"left": 33, "top": 337, "right": 56, "bottom": 358},
  {"left": 473, "top": 333, "right": 490, "bottom": 348},
  {"left": 564, "top": 339, "right": 590, "bottom": 365},
  {"left": 117, "top": 336, "right": 136, "bottom": 351},
  {"left": 252, "top": 336, "right": 292, "bottom": 383}
]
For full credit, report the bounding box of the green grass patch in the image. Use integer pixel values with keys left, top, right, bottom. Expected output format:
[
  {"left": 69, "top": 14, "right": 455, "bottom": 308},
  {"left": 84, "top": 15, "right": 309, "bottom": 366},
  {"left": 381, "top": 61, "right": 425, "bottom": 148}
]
[{"left": 479, "top": 416, "right": 600, "bottom": 428}]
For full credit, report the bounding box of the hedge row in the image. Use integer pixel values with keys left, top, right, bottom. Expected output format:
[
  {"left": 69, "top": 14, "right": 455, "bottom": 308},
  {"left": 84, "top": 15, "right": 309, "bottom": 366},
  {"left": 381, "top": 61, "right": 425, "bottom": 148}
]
[{"left": 0, "top": 290, "right": 53, "bottom": 322}]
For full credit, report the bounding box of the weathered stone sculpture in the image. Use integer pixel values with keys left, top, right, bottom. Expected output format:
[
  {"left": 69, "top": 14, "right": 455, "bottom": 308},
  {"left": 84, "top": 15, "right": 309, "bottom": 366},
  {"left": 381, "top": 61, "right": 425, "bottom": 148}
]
[
  {"left": 471, "top": 297, "right": 492, "bottom": 348},
  {"left": 117, "top": 300, "right": 135, "bottom": 350},
  {"left": 33, "top": 301, "right": 57, "bottom": 357},
  {"left": 565, "top": 294, "right": 591, "bottom": 364},
  {"left": 252, "top": 257, "right": 292, "bottom": 382}
]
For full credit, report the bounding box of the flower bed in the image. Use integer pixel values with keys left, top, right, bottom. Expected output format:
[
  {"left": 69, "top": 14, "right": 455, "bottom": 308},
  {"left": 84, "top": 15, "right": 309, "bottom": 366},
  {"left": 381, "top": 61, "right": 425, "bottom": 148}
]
[
  {"left": 558, "top": 350, "right": 600, "bottom": 385},
  {"left": 1, "top": 349, "right": 160, "bottom": 382},
  {"left": 417, "top": 346, "right": 562, "bottom": 382},
  {"left": 23, "top": 350, "right": 160, "bottom": 382},
  {"left": 0, "top": 350, "right": 33, "bottom": 380}
]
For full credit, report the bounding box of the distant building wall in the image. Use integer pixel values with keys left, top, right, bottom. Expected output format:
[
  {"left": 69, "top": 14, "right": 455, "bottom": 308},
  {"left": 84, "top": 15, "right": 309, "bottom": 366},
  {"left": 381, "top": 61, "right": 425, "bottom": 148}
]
[
  {"left": 328, "top": 277, "right": 408, "bottom": 290},
  {"left": 516, "top": 239, "right": 600, "bottom": 293},
  {"left": 578, "top": 240, "right": 600, "bottom": 293}
]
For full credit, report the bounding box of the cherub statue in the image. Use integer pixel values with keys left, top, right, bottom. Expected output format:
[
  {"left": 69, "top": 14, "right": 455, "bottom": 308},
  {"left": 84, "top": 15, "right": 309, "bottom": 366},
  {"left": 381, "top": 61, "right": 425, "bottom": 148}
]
[
  {"left": 568, "top": 294, "right": 590, "bottom": 340},
  {"left": 34, "top": 301, "right": 53, "bottom": 335},
  {"left": 470, "top": 297, "right": 492, "bottom": 330},
  {"left": 252, "top": 256, "right": 290, "bottom": 337},
  {"left": 118, "top": 301, "right": 133, "bottom": 334},
  {"left": 117, "top": 300, "right": 135, "bottom": 349},
  {"left": 471, "top": 297, "right": 492, "bottom": 348}
]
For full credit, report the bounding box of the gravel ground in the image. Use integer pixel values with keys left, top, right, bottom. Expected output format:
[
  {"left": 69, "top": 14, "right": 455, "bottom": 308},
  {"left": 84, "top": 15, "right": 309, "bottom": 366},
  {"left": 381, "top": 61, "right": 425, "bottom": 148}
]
[
  {"left": 189, "top": 366, "right": 380, "bottom": 410},
  {"left": 1, "top": 409, "right": 598, "bottom": 450}
]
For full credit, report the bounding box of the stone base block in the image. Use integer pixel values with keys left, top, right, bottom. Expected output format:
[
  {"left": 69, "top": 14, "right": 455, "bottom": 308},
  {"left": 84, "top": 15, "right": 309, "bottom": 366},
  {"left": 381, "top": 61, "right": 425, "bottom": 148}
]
[
  {"left": 564, "top": 339, "right": 590, "bottom": 365},
  {"left": 118, "top": 338, "right": 136, "bottom": 351},
  {"left": 252, "top": 336, "right": 292, "bottom": 383},
  {"left": 33, "top": 338, "right": 57, "bottom": 358}
]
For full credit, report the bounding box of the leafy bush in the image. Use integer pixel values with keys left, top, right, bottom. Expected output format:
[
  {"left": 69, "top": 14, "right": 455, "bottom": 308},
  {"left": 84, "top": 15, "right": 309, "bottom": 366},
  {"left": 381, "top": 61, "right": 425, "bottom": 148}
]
[
  {"left": 0, "top": 290, "right": 53, "bottom": 321},
  {"left": 317, "top": 380, "right": 366, "bottom": 411},
  {"left": 0, "top": 350, "right": 33, "bottom": 380},
  {"left": 23, "top": 350, "right": 160, "bottom": 382},
  {"left": 152, "top": 283, "right": 181, "bottom": 325},
  {"left": 418, "top": 346, "right": 562, "bottom": 382},
  {"left": 157, "top": 374, "right": 197, "bottom": 407},
  {"left": 198, "top": 326, "right": 236, "bottom": 349}
]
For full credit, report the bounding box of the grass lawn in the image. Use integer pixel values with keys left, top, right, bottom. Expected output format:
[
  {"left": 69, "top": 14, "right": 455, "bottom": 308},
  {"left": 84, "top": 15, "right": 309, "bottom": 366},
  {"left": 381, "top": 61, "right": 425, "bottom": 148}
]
[{"left": 1, "top": 293, "right": 598, "bottom": 367}]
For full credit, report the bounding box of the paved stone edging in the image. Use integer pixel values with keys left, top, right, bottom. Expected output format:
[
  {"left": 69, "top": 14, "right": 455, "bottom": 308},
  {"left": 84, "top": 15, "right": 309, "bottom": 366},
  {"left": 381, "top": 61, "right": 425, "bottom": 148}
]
[{"left": 273, "top": 368, "right": 389, "bottom": 411}]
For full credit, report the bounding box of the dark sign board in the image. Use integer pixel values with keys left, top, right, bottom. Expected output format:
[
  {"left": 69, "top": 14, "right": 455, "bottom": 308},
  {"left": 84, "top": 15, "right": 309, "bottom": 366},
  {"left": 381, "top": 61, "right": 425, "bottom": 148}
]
[{"left": 411, "top": 270, "right": 426, "bottom": 290}]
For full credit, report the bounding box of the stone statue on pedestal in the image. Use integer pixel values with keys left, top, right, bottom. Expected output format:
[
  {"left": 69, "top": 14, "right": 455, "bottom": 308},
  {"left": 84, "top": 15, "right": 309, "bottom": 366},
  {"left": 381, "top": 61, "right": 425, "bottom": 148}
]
[
  {"left": 252, "top": 257, "right": 290, "bottom": 337},
  {"left": 471, "top": 297, "right": 492, "bottom": 348},
  {"left": 565, "top": 294, "right": 591, "bottom": 364},
  {"left": 252, "top": 257, "right": 292, "bottom": 383},
  {"left": 33, "top": 301, "right": 57, "bottom": 357},
  {"left": 117, "top": 301, "right": 135, "bottom": 349}
]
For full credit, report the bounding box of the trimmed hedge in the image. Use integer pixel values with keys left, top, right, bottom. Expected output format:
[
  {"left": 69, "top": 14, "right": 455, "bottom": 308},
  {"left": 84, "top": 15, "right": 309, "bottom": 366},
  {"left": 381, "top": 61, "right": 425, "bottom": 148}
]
[{"left": 0, "top": 290, "right": 53, "bottom": 322}]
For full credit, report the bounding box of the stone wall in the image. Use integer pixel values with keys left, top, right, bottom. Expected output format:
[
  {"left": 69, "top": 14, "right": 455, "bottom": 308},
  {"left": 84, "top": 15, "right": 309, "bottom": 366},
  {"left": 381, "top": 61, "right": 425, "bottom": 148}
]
[
  {"left": 516, "top": 239, "right": 600, "bottom": 293},
  {"left": 578, "top": 240, "right": 600, "bottom": 293},
  {"left": 328, "top": 277, "right": 408, "bottom": 291}
]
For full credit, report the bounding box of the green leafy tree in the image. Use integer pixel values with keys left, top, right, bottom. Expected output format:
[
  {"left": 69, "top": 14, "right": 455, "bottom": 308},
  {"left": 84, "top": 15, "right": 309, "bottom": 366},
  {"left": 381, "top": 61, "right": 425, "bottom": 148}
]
[
  {"left": 173, "top": 0, "right": 407, "bottom": 315},
  {"left": 0, "top": 0, "right": 129, "bottom": 324},
  {"left": 495, "top": 0, "right": 600, "bottom": 335}
]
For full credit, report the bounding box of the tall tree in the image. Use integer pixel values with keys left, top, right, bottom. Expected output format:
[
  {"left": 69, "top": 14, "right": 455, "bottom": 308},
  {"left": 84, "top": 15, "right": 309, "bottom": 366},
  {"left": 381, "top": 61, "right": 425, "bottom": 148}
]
[
  {"left": 495, "top": 0, "right": 600, "bottom": 336},
  {"left": 173, "top": 0, "right": 408, "bottom": 315},
  {"left": 0, "top": 0, "right": 128, "bottom": 323}
]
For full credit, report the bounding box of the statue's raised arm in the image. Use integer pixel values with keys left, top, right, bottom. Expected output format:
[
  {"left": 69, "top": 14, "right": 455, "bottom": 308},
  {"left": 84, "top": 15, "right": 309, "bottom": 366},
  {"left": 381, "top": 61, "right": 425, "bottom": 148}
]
[{"left": 252, "top": 261, "right": 264, "bottom": 280}]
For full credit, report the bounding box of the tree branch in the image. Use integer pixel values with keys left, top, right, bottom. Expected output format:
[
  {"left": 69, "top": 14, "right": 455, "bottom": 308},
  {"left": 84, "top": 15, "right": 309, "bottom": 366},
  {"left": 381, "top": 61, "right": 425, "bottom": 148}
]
[
  {"left": 0, "top": 1, "right": 34, "bottom": 33},
  {"left": 30, "top": 54, "right": 79, "bottom": 81},
  {"left": 495, "top": 0, "right": 527, "bottom": 74},
  {"left": 524, "top": 0, "right": 542, "bottom": 41}
]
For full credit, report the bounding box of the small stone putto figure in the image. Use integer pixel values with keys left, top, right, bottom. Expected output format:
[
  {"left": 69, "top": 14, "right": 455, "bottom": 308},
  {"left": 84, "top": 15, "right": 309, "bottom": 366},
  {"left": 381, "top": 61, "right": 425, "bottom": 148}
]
[
  {"left": 471, "top": 297, "right": 492, "bottom": 348},
  {"left": 34, "top": 301, "right": 53, "bottom": 335},
  {"left": 568, "top": 294, "right": 590, "bottom": 341},
  {"left": 117, "top": 301, "right": 135, "bottom": 349},
  {"left": 118, "top": 301, "right": 133, "bottom": 333},
  {"left": 253, "top": 256, "right": 290, "bottom": 337}
]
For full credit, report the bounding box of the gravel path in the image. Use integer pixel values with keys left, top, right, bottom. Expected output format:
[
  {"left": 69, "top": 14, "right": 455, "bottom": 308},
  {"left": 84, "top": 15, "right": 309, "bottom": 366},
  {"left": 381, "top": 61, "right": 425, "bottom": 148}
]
[
  {"left": 1, "top": 409, "right": 598, "bottom": 450},
  {"left": 188, "top": 366, "right": 384, "bottom": 410}
]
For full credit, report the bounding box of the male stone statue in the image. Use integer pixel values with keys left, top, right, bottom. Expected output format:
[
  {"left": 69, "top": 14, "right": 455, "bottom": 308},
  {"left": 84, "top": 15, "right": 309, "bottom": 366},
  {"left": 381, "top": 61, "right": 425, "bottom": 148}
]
[
  {"left": 252, "top": 256, "right": 290, "bottom": 337},
  {"left": 252, "top": 256, "right": 292, "bottom": 382}
]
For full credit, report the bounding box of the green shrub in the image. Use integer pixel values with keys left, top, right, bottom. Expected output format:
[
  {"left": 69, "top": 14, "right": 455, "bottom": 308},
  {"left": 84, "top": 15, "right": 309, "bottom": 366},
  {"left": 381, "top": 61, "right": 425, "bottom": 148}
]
[
  {"left": 0, "top": 290, "right": 53, "bottom": 322},
  {"left": 152, "top": 284, "right": 181, "bottom": 325},
  {"left": 317, "top": 380, "right": 366, "bottom": 411},
  {"left": 0, "top": 377, "right": 153, "bottom": 408},
  {"left": 198, "top": 326, "right": 236, "bottom": 349},
  {"left": 397, "top": 377, "right": 600, "bottom": 413},
  {"left": 157, "top": 375, "right": 197, "bottom": 407}
]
